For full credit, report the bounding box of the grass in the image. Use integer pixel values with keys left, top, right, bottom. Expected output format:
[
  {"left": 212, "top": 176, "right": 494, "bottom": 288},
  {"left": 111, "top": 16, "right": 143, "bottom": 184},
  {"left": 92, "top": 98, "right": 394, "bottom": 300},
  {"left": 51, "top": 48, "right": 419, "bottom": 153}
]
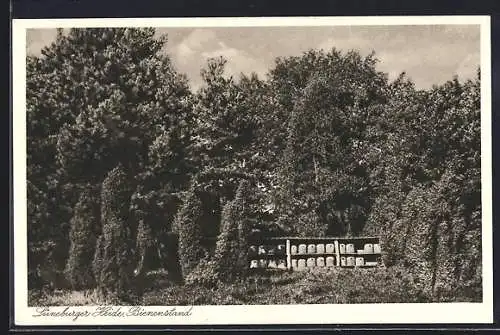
[
  {"left": 29, "top": 288, "right": 112, "bottom": 306},
  {"left": 29, "top": 266, "right": 481, "bottom": 306}
]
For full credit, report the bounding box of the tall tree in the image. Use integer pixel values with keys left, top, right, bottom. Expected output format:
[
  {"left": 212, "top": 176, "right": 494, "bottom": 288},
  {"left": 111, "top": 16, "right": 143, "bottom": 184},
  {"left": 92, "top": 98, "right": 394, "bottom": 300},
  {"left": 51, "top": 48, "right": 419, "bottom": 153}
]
[
  {"left": 94, "top": 165, "right": 134, "bottom": 301},
  {"left": 64, "top": 186, "right": 100, "bottom": 289},
  {"left": 27, "top": 27, "right": 193, "bottom": 272},
  {"left": 213, "top": 179, "right": 253, "bottom": 281},
  {"left": 273, "top": 49, "right": 388, "bottom": 237},
  {"left": 173, "top": 184, "right": 206, "bottom": 277},
  {"left": 365, "top": 72, "right": 481, "bottom": 299}
]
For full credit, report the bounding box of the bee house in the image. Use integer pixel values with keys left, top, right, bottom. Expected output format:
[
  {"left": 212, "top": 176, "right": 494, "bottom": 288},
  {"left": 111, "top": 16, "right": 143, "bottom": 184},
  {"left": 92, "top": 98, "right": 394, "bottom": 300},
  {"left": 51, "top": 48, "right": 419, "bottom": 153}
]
[{"left": 248, "top": 236, "right": 381, "bottom": 271}]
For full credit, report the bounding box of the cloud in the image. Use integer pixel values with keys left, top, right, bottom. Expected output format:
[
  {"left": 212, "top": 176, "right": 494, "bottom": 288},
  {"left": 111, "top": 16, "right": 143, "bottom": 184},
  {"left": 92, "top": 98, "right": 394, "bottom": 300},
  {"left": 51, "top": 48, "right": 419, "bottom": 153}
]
[
  {"left": 316, "top": 26, "right": 480, "bottom": 88},
  {"left": 173, "top": 29, "right": 218, "bottom": 64},
  {"left": 26, "top": 29, "right": 58, "bottom": 56},
  {"left": 201, "top": 41, "right": 268, "bottom": 79},
  {"left": 171, "top": 29, "right": 267, "bottom": 89},
  {"left": 25, "top": 26, "right": 480, "bottom": 90}
]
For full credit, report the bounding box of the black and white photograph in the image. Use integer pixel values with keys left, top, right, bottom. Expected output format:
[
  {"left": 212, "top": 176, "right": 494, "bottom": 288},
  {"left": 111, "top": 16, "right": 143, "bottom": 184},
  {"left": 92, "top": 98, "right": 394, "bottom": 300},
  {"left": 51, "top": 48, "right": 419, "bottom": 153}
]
[{"left": 12, "top": 16, "right": 493, "bottom": 325}]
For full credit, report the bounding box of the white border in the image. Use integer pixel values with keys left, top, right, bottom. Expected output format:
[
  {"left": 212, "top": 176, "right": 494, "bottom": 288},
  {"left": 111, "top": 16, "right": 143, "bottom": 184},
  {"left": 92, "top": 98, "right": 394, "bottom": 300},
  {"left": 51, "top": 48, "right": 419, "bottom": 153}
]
[{"left": 12, "top": 16, "right": 493, "bottom": 325}]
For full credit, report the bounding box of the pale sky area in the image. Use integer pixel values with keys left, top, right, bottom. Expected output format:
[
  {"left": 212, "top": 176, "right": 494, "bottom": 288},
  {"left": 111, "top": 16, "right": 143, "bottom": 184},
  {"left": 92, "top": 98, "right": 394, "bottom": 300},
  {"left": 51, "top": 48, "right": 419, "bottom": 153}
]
[{"left": 26, "top": 25, "right": 480, "bottom": 90}]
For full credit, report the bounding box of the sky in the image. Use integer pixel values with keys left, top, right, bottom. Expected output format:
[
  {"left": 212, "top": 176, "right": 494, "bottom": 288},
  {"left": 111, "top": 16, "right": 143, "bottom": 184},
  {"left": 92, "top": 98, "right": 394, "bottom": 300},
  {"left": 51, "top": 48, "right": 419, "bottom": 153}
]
[{"left": 26, "top": 25, "right": 480, "bottom": 90}]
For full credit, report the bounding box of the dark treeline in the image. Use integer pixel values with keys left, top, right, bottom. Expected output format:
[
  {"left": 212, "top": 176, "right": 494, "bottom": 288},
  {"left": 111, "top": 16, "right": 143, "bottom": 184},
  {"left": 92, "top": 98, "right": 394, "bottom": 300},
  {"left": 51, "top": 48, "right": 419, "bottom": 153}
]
[{"left": 27, "top": 28, "right": 481, "bottom": 302}]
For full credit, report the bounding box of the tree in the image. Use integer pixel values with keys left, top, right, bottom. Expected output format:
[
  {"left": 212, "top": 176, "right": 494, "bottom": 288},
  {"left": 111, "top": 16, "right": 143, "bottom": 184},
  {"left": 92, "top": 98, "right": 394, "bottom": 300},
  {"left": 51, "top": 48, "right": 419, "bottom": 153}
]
[
  {"left": 94, "top": 165, "right": 134, "bottom": 301},
  {"left": 273, "top": 49, "right": 388, "bottom": 237},
  {"left": 213, "top": 179, "right": 253, "bottom": 281},
  {"left": 27, "top": 28, "right": 193, "bottom": 273},
  {"left": 212, "top": 198, "right": 241, "bottom": 282},
  {"left": 130, "top": 126, "right": 189, "bottom": 276},
  {"left": 64, "top": 186, "right": 101, "bottom": 289},
  {"left": 235, "top": 180, "right": 254, "bottom": 276},
  {"left": 365, "top": 72, "right": 481, "bottom": 300},
  {"left": 173, "top": 184, "right": 206, "bottom": 277},
  {"left": 363, "top": 73, "right": 427, "bottom": 264}
]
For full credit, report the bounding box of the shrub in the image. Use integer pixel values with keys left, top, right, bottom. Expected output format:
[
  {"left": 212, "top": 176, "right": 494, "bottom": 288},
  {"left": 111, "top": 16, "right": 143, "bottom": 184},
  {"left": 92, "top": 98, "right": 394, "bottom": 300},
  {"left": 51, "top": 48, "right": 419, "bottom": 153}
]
[
  {"left": 184, "top": 257, "right": 219, "bottom": 288},
  {"left": 173, "top": 185, "right": 206, "bottom": 278},
  {"left": 64, "top": 186, "right": 100, "bottom": 290},
  {"left": 212, "top": 199, "right": 241, "bottom": 282},
  {"left": 92, "top": 235, "right": 104, "bottom": 285},
  {"left": 94, "top": 164, "right": 134, "bottom": 302},
  {"left": 212, "top": 179, "right": 254, "bottom": 282},
  {"left": 235, "top": 180, "right": 253, "bottom": 277}
]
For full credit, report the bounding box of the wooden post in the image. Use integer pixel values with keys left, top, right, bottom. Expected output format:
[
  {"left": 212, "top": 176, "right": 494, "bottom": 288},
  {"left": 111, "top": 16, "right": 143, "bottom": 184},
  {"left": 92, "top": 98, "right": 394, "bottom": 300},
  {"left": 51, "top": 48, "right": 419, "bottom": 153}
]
[
  {"left": 334, "top": 240, "right": 340, "bottom": 267},
  {"left": 286, "top": 239, "right": 291, "bottom": 271}
]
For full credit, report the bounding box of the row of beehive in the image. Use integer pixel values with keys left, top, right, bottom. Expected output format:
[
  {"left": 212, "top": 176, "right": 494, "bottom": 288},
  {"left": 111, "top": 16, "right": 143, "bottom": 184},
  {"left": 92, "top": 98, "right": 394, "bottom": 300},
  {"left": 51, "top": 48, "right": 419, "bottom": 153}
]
[
  {"left": 249, "top": 245, "right": 286, "bottom": 256},
  {"left": 249, "top": 243, "right": 382, "bottom": 256},
  {"left": 340, "top": 256, "right": 378, "bottom": 267},
  {"left": 291, "top": 257, "right": 336, "bottom": 268},
  {"left": 249, "top": 259, "right": 287, "bottom": 269},
  {"left": 249, "top": 256, "right": 379, "bottom": 269},
  {"left": 291, "top": 256, "right": 378, "bottom": 268},
  {"left": 290, "top": 243, "right": 381, "bottom": 255}
]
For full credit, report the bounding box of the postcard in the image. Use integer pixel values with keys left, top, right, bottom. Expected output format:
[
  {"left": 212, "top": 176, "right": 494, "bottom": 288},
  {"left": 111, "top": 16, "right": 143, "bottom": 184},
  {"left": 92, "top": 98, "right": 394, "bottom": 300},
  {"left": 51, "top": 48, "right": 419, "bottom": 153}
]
[{"left": 12, "top": 15, "right": 493, "bottom": 325}]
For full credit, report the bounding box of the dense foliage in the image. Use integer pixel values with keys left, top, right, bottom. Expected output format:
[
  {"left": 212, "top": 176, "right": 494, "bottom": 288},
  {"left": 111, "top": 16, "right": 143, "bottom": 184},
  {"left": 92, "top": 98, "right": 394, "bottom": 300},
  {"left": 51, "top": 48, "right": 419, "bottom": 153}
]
[
  {"left": 94, "top": 165, "right": 134, "bottom": 302},
  {"left": 27, "top": 28, "right": 482, "bottom": 302},
  {"left": 64, "top": 186, "right": 100, "bottom": 289},
  {"left": 173, "top": 184, "right": 206, "bottom": 277}
]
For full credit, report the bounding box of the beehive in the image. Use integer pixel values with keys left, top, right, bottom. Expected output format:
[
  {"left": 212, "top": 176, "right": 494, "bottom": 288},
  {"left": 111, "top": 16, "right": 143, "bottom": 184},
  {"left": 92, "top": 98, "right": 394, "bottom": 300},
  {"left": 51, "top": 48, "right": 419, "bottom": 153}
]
[
  {"left": 339, "top": 244, "right": 346, "bottom": 254},
  {"left": 307, "top": 258, "right": 316, "bottom": 267},
  {"left": 340, "top": 256, "right": 347, "bottom": 266},
  {"left": 250, "top": 260, "right": 258, "bottom": 268},
  {"left": 259, "top": 259, "right": 268, "bottom": 268},
  {"left": 346, "top": 244, "right": 355, "bottom": 253},
  {"left": 326, "top": 256, "right": 335, "bottom": 267},
  {"left": 373, "top": 244, "right": 381, "bottom": 253},
  {"left": 298, "top": 244, "right": 307, "bottom": 255},
  {"left": 326, "top": 243, "right": 335, "bottom": 253},
  {"left": 357, "top": 249, "right": 364, "bottom": 254},
  {"left": 258, "top": 245, "right": 267, "bottom": 255},
  {"left": 307, "top": 244, "right": 316, "bottom": 254},
  {"left": 291, "top": 245, "right": 298, "bottom": 255},
  {"left": 297, "top": 259, "right": 306, "bottom": 269},
  {"left": 316, "top": 257, "right": 325, "bottom": 267},
  {"left": 364, "top": 243, "right": 374, "bottom": 254},
  {"left": 277, "top": 259, "right": 287, "bottom": 269},
  {"left": 249, "top": 245, "right": 258, "bottom": 256},
  {"left": 291, "top": 259, "right": 298, "bottom": 268},
  {"left": 277, "top": 244, "right": 286, "bottom": 255},
  {"left": 365, "top": 261, "right": 378, "bottom": 266},
  {"left": 316, "top": 244, "right": 325, "bottom": 254},
  {"left": 267, "top": 246, "right": 276, "bottom": 255},
  {"left": 346, "top": 256, "right": 355, "bottom": 266},
  {"left": 268, "top": 260, "right": 277, "bottom": 268},
  {"left": 355, "top": 257, "right": 364, "bottom": 266}
]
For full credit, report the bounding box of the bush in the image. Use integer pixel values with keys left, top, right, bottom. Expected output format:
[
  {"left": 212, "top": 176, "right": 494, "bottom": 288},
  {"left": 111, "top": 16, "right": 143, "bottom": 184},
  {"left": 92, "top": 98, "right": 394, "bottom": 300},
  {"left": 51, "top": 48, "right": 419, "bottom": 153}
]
[
  {"left": 212, "top": 200, "right": 241, "bottom": 282},
  {"left": 211, "top": 179, "right": 254, "bottom": 282},
  {"left": 184, "top": 258, "right": 219, "bottom": 288},
  {"left": 64, "top": 186, "right": 100, "bottom": 290},
  {"left": 94, "top": 165, "right": 134, "bottom": 302},
  {"left": 235, "top": 180, "right": 253, "bottom": 277},
  {"left": 173, "top": 185, "right": 206, "bottom": 278}
]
